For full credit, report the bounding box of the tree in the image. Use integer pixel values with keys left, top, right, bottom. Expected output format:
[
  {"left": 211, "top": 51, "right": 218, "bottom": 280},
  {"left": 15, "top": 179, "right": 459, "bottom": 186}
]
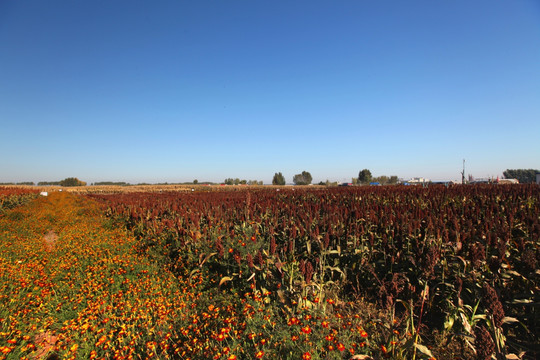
[
  {"left": 369, "top": 175, "right": 399, "bottom": 185},
  {"left": 503, "top": 169, "right": 539, "bottom": 184},
  {"left": 293, "top": 171, "right": 312, "bottom": 185},
  {"left": 193, "top": 179, "right": 198, "bottom": 184},
  {"left": 60, "top": 177, "right": 86, "bottom": 187},
  {"left": 358, "top": 169, "right": 372, "bottom": 184},
  {"left": 272, "top": 172, "right": 286, "bottom": 185},
  {"left": 224, "top": 178, "right": 234, "bottom": 185}
]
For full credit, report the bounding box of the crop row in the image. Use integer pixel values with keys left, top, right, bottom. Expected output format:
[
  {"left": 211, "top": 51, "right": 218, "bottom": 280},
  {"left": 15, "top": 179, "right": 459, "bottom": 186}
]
[
  {"left": 0, "top": 187, "right": 39, "bottom": 213},
  {"left": 92, "top": 185, "right": 540, "bottom": 359}
]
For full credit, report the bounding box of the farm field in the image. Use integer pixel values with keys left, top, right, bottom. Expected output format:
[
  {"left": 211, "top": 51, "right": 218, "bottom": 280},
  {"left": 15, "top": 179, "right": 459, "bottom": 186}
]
[{"left": 1, "top": 185, "right": 538, "bottom": 359}]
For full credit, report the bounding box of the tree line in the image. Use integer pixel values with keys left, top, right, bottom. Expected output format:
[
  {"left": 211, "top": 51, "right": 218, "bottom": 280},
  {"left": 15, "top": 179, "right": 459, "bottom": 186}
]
[
  {"left": 271, "top": 169, "right": 398, "bottom": 186},
  {"left": 37, "top": 178, "right": 87, "bottom": 187},
  {"left": 6, "top": 169, "right": 538, "bottom": 188},
  {"left": 223, "top": 178, "right": 264, "bottom": 185},
  {"left": 503, "top": 169, "right": 539, "bottom": 184}
]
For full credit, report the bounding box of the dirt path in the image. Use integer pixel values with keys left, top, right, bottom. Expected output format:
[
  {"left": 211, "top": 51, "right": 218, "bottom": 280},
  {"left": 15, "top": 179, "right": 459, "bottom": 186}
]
[{"left": 43, "top": 230, "right": 58, "bottom": 252}]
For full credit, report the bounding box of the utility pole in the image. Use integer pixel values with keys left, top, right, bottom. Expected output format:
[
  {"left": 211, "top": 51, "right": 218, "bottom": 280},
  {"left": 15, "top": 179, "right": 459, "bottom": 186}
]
[{"left": 461, "top": 159, "right": 466, "bottom": 184}]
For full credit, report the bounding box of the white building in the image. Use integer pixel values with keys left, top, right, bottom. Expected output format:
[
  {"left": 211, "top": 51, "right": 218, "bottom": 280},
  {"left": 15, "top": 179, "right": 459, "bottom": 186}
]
[{"left": 407, "top": 177, "right": 430, "bottom": 184}]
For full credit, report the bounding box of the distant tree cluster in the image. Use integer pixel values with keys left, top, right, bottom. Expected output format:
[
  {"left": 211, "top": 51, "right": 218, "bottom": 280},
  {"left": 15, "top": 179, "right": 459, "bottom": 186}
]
[
  {"left": 272, "top": 172, "right": 286, "bottom": 185},
  {"left": 223, "top": 178, "right": 262, "bottom": 185},
  {"left": 371, "top": 175, "right": 399, "bottom": 185},
  {"left": 0, "top": 182, "right": 35, "bottom": 185},
  {"left": 318, "top": 180, "right": 339, "bottom": 186},
  {"left": 38, "top": 181, "right": 61, "bottom": 186},
  {"left": 358, "top": 169, "right": 372, "bottom": 184},
  {"left": 60, "top": 177, "right": 87, "bottom": 187},
  {"left": 293, "top": 171, "right": 312, "bottom": 185},
  {"left": 503, "top": 169, "right": 539, "bottom": 184},
  {"left": 37, "top": 178, "right": 86, "bottom": 187},
  {"left": 358, "top": 169, "right": 398, "bottom": 185}
]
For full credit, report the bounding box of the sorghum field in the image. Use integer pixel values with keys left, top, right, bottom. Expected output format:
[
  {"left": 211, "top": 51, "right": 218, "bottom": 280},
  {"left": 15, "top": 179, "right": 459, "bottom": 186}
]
[{"left": 1, "top": 185, "right": 538, "bottom": 360}]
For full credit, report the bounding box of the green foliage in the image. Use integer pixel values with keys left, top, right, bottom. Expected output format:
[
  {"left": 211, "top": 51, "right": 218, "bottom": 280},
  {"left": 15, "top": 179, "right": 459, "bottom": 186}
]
[
  {"left": 60, "top": 177, "right": 87, "bottom": 187},
  {"left": 272, "top": 172, "right": 286, "bottom": 185},
  {"left": 94, "top": 181, "right": 130, "bottom": 186},
  {"left": 503, "top": 169, "right": 539, "bottom": 183},
  {"left": 0, "top": 182, "right": 34, "bottom": 185},
  {"left": 38, "top": 181, "right": 61, "bottom": 186},
  {"left": 358, "top": 169, "right": 372, "bottom": 184},
  {"left": 371, "top": 175, "right": 399, "bottom": 185},
  {"left": 293, "top": 171, "right": 312, "bottom": 185}
]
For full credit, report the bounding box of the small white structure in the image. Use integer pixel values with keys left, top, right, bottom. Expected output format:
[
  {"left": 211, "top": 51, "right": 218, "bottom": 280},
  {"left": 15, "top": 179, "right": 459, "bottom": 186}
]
[
  {"left": 40, "top": 192, "right": 48, "bottom": 196},
  {"left": 497, "top": 178, "right": 519, "bottom": 184},
  {"left": 536, "top": 173, "right": 540, "bottom": 185},
  {"left": 407, "top": 177, "right": 430, "bottom": 184}
]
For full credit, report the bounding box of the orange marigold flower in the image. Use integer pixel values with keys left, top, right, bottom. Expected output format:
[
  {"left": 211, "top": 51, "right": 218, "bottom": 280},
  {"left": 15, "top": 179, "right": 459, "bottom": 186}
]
[
  {"left": 255, "top": 350, "right": 264, "bottom": 358},
  {"left": 301, "top": 326, "right": 312, "bottom": 334},
  {"left": 227, "top": 355, "right": 237, "bottom": 360},
  {"left": 337, "top": 343, "right": 345, "bottom": 351},
  {"left": 360, "top": 330, "right": 368, "bottom": 337},
  {"left": 302, "top": 352, "right": 312, "bottom": 360},
  {"left": 288, "top": 317, "right": 300, "bottom": 326},
  {"left": 322, "top": 320, "right": 329, "bottom": 328},
  {"left": 381, "top": 345, "right": 388, "bottom": 353},
  {"left": 327, "top": 299, "right": 335, "bottom": 304},
  {"left": 96, "top": 335, "right": 107, "bottom": 346}
]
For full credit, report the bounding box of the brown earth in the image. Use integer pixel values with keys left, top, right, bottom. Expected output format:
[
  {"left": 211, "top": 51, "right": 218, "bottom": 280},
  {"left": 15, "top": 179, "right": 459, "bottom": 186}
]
[{"left": 43, "top": 230, "right": 58, "bottom": 252}]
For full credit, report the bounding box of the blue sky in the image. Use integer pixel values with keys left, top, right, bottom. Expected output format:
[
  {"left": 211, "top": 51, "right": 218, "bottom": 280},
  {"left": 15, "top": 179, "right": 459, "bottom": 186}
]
[{"left": 1, "top": 1, "right": 539, "bottom": 184}]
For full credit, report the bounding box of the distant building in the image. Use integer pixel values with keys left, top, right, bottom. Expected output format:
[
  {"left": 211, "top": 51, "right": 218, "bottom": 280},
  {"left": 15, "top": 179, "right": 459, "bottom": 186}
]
[
  {"left": 497, "top": 178, "right": 519, "bottom": 184},
  {"left": 407, "top": 177, "right": 430, "bottom": 184}
]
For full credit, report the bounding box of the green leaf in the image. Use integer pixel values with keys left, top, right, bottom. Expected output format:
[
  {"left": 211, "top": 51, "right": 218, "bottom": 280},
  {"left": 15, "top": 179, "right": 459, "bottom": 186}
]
[{"left": 444, "top": 316, "right": 455, "bottom": 331}]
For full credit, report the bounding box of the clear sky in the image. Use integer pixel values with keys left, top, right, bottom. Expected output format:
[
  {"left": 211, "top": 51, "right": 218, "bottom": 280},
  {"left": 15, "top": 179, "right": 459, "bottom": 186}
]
[{"left": 1, "top": 1, "right": 539, "bottom": 184}]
